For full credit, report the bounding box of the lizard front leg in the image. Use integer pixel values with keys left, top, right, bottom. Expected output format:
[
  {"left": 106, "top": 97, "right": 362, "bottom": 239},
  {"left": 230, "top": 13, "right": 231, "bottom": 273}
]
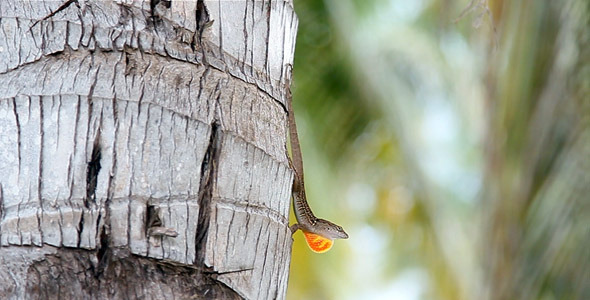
[{"left": 289, "top": 223, "right": 300, "bottom": 234}]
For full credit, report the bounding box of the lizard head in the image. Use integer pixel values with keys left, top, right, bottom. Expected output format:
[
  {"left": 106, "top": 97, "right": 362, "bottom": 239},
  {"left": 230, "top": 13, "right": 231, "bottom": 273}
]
[
  {"left": 302, "top": 219, "right": 348, "bottom": 253},
  {"left": 314, "top": 218, "right": 349, "bottom": 240}
]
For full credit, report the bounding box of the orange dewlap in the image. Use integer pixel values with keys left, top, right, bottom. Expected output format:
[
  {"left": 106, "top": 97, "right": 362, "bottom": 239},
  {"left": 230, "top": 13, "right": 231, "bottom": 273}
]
[{"left": 303, "top": 232, "right": 334, "bottom": 253}]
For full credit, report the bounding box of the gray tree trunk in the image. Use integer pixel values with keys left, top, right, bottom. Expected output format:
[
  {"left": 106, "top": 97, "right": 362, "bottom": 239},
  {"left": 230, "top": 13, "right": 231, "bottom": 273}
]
[{"left": 0, "top": 0, "right": 297, "bottom": 299}]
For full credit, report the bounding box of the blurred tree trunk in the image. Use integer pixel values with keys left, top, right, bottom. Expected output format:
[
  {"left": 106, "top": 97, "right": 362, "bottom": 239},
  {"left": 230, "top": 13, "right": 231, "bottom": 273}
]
[
  {"left": 0, "top": 0, "right": 297, "bottom": 299},
  {"left": 481, "top": 1, "right": 589, "bottom": 299}
]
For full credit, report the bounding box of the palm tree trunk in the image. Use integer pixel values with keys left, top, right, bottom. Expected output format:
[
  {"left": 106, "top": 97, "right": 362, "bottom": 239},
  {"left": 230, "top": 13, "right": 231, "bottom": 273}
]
[{"left": 0, "top": 0, "right": 298, "bottom": 299}]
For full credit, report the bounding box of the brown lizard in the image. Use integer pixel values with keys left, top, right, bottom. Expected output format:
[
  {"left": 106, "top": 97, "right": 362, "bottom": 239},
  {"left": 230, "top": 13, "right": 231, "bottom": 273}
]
[{"left": 285, "top": 73, "right": 348, "bottom": 253}]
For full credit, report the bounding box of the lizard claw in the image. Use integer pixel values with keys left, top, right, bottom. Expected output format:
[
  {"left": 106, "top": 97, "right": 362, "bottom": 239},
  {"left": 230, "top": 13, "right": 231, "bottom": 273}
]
[{"left": 289, "top": 224, "right": 299, "bottom": 234}]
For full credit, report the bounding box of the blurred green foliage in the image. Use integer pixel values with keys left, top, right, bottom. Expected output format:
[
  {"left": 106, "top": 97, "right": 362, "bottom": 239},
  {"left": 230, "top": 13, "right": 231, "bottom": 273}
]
[
  {"left": 288, "top": 0, "right": 589, "bottom": 299},
  {"left": 291, "top": 0, "right": 375, "bottom": 166}
]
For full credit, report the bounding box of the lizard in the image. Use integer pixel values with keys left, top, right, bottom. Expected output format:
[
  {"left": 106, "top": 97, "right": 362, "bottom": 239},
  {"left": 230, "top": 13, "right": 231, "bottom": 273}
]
[{"left": 285, "top": 73, "right": 349, "bottom": 253}]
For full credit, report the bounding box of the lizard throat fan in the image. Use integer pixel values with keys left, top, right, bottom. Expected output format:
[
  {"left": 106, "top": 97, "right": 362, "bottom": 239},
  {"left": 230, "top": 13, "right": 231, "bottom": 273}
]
[{"left": 303, "top": 232, "right": 334, "bottom": 253}]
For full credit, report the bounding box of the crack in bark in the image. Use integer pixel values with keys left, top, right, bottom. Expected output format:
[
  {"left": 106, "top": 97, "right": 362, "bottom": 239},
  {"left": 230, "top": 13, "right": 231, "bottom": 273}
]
[
  {"left": 29, "top": 0, "right": 79, "bottom": 31},
  {"left": 95, "top": 220, "right": 110, "bottom": 278},
  {"left": 148, "top": 0, "right": 171, "bottom": 27},
  {"left": 85, "top": 134, "right": 101, "bottom": 208},
  {"left": 195, "top": 0, "right": 211, "bottom": 40},
  {"left": 37, "top": 97, "right": 45, "bottom": 245},
  {"left": 77, "top": 210, "right": 85, "bottom": 248},
  {"left": 195, "top": 121, "right": 220, "bottom": 267},
  {"left": 204, "top": 267, "right": 255, "bottom": 276},
  {"left": 146, "top": 204, "right": 162, "bottom": 231},
  {"left": 194, "top": 0, "right": 211, "bottom": 65},
  {"left": 12, "top": 99, "right": 22, "bottom": 179},
  {"left": 0, "top": 184, "right": 3, "bottom": 240}
]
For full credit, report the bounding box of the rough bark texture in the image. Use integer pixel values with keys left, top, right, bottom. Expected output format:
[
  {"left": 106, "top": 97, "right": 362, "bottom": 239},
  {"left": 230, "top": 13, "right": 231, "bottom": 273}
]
[{"left": 0, "top": 0, "right": 298, "bottom": 299}]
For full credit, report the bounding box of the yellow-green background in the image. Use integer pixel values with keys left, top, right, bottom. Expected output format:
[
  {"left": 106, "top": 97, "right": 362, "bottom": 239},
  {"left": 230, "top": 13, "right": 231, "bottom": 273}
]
[{"left": 287, "top": 0, "right": 589, "bottom": 299}]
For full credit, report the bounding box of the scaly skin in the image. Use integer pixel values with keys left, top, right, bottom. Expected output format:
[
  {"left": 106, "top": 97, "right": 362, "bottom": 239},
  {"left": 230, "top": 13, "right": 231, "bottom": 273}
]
[{"left": 286, "top": 74, "right": 348, "bottom": 253}]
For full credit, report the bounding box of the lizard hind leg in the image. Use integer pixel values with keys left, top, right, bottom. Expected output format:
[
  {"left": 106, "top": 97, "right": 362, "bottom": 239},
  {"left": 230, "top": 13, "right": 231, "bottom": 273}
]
[{"left": 303, "top": 232, "right": 334, "bottom": 253}]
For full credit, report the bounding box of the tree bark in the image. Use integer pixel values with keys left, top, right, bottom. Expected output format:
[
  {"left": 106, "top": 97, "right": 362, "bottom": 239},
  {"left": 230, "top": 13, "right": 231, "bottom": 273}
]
[{"left": 0, "top": 0, "right": 297, "bottom": 299}]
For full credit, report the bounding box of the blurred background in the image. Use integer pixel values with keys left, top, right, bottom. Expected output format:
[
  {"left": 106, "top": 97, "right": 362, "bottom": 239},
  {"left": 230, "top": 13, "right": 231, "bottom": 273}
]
[{"left": 286, "top": 0, "right": 589, "bottom": 299}]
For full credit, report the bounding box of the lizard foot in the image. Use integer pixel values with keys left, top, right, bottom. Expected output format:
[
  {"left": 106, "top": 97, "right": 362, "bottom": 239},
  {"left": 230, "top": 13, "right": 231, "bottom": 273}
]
[{"left": 289, "top": 224, "right": 300, "bottom": 234}]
